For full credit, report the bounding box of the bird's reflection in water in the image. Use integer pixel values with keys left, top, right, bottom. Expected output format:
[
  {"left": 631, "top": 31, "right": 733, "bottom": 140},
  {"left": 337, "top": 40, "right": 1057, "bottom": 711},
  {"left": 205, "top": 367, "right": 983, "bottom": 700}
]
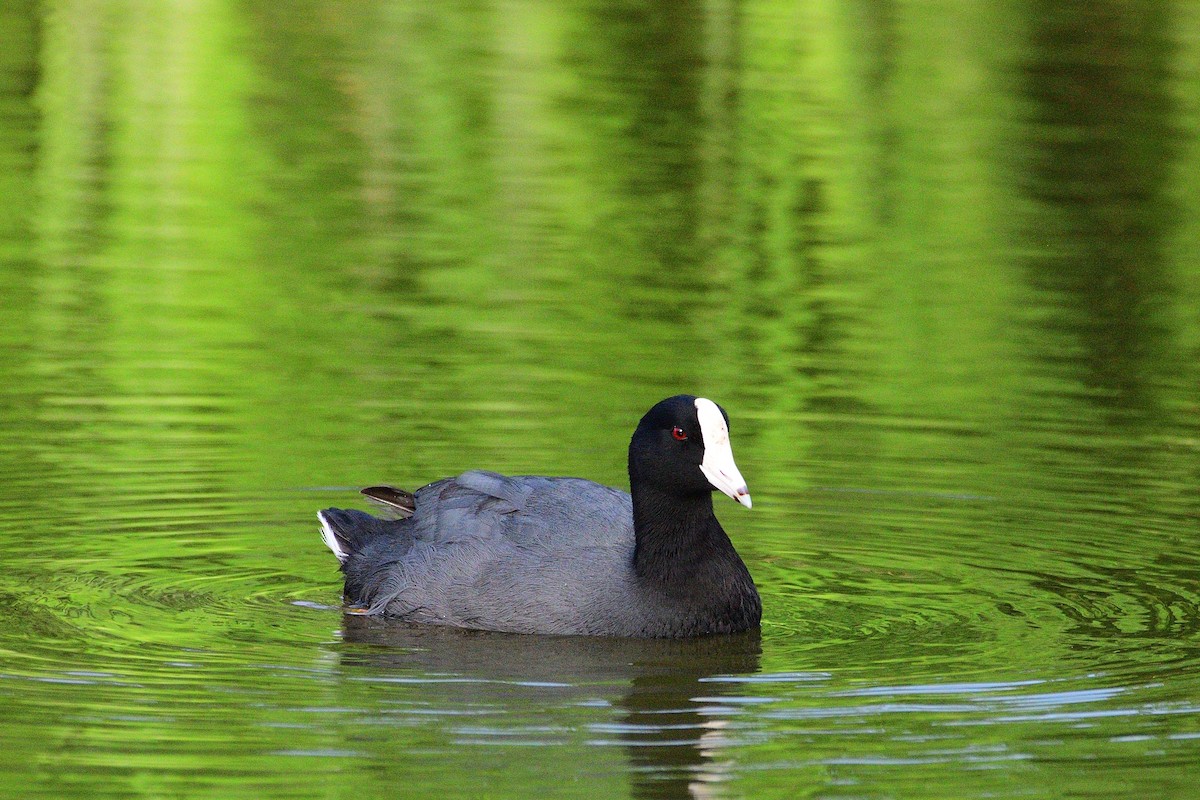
[{"left": 340, "top": 616, "right": 762, "bottom": 799}]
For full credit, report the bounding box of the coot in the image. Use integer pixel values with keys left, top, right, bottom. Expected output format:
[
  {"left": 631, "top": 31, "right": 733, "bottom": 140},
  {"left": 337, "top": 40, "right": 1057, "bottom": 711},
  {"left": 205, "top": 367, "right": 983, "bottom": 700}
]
[{"left": 318, "top": 395, "right": 760, "bottom": 638}]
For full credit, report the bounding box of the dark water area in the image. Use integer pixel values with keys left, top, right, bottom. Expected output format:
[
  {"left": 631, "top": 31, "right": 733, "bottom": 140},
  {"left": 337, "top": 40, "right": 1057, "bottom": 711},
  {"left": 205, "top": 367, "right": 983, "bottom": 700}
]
[{"left": 1, "top": 2, "right": 1198, "bottom": 798}]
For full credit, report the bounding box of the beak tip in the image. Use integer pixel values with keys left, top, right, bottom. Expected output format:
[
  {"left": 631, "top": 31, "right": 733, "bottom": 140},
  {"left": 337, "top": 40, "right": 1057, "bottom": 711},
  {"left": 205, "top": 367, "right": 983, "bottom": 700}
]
[{"left": 737, "top": 491, "right": 752, "bottom": 509}]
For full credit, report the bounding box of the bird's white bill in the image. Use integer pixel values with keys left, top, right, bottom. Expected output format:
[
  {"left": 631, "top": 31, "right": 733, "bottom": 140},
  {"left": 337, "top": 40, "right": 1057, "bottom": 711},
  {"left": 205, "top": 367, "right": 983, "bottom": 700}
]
[{"left": 695, "top": 398, "right": 752, "bottom": 509}]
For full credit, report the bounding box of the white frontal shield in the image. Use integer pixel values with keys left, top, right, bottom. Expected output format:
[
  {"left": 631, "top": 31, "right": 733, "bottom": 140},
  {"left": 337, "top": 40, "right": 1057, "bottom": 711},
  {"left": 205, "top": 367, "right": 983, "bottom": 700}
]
[{"left": 695, "top": 398, "right": 752, "bottom": 508}]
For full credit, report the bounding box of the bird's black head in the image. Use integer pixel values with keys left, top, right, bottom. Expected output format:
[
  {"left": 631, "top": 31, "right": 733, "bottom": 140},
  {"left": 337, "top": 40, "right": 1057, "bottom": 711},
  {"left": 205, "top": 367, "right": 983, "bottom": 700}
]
[{"left": 628, "top": 395, "right": 751, "bottom": 507}]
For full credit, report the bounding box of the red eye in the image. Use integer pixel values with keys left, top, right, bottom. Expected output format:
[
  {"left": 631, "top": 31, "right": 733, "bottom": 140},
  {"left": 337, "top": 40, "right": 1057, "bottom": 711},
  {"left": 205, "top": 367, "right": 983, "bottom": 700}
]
[{"left": 672, "top": 426, "right": 688, "bottom": 441}]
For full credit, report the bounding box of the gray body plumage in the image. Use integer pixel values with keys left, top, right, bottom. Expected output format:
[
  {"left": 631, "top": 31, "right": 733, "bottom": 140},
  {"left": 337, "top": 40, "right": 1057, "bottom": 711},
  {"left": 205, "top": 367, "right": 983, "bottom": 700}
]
[{"left": 323, "top": 470, "right": 674, "bottom": 636}]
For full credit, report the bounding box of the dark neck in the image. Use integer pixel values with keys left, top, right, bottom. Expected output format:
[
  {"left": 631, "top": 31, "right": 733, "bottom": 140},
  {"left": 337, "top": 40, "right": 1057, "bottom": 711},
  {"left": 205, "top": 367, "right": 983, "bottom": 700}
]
[
  {"left": 631, "top": 484, "right": 728, "bottom": 581},
  {"left": 629, "top": 483, "right": 761, "bottom": 634}
]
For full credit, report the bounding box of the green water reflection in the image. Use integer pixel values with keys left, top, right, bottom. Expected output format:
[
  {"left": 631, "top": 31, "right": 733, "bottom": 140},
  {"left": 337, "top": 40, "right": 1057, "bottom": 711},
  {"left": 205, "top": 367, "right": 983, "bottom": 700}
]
[{"left": 0, "top": 1, "right": 1198, "bottom": 799}]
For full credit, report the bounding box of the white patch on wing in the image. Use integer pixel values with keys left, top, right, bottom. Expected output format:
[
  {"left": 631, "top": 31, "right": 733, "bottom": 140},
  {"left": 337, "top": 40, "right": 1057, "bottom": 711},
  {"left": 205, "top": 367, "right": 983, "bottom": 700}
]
[
  {"left": 318, "top": 512, "right": 348, "bottom": 563},
  {"left": 695, "top": 397, "right": 752, "bottom": 508}
]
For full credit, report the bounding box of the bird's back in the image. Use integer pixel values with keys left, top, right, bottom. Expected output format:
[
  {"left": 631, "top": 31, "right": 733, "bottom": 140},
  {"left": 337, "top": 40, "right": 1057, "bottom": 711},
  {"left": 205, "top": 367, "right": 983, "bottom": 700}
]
[{"left": 320, "top": 471, "right": 642, "bottom": 634}]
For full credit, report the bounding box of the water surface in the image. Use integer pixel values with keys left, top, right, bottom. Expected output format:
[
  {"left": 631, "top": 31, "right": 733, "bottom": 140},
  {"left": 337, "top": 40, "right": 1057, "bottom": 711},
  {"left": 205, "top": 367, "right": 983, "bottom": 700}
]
[{"left": 1, "top": 2, "right": 1198, "bottom": 798}]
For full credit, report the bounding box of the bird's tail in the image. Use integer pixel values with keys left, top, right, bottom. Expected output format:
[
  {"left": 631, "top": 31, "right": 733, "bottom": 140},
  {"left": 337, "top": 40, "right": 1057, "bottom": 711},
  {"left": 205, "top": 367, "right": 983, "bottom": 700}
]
[{"left": 318, "top": 507, "right": 396, "bottom": 566}]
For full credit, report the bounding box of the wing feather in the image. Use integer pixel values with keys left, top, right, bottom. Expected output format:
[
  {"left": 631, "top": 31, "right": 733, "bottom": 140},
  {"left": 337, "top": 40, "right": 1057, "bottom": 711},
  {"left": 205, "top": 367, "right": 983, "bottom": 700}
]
[{"left": 361, "top": 485, "right": 416, "bottom": 519}]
